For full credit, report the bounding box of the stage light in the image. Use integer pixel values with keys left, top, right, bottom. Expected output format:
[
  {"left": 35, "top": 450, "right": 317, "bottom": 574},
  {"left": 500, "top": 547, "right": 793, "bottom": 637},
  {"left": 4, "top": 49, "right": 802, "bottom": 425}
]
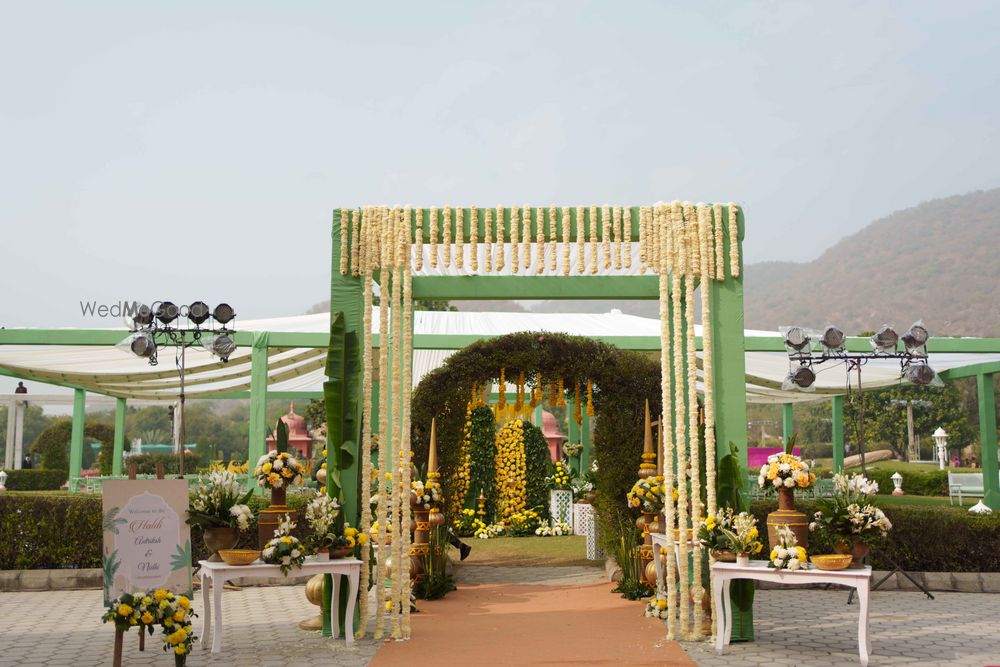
[
  {"left": 208, "top": 334, "right": 236, "bottom": 361},
  {"left": 903, "top": 362, "right": 936, "bottom": 386},
  {"left": 783, "top": 327, "right": 811, "bottom": 354},
  {"left": 870, "top": 325, "right": 898, "bottom": 353},
  {"left": 213, "top": 303, "right": 235, "bottom": 326},
  {"left": 133, "top": 304, "right": 153, "bottom": 328},
  {"left": 129, "top": 333, "right": 156, "bottom": 358},
  {"left": 156, "top": 301, "right": 179, "bottom": 325},
  {"left": 819, "top": 326, "right": 845, "bottom": 353},
  {"left": 188, "top": 301, "right": 211, "bottom": 325},
  {"left": 902, "top": 322, "right": 929, "bottom": 355},
  {"left": 789, "top": 365, "right": 816, "bottom": 388}
]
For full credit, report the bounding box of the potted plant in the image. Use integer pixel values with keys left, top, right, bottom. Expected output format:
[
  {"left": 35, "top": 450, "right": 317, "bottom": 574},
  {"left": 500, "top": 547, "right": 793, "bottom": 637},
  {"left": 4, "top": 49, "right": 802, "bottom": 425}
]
[
  {"left": 718, "top": 511, "right": 763, "bottom": 566},
  {"left": 187, "top": 470, "right": 254, "bottom": 561},
  {"left": 304, "top": 491, "right": 341, "bottom": 558},
  {"left": 810, "top": 473, "right": 892, "bottom": 566},
  {"left": 698, "top": 508, "right": 736, "bottom": 561}
]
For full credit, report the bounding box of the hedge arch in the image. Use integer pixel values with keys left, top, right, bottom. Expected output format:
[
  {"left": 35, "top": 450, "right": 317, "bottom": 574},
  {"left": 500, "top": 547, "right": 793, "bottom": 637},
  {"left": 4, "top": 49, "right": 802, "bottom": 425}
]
[
  {"left": 29, "top": 418, "right": 115, "bottom": 479},
  {"left": 410, "top": 331, "right": 662, "bottom": 523}
]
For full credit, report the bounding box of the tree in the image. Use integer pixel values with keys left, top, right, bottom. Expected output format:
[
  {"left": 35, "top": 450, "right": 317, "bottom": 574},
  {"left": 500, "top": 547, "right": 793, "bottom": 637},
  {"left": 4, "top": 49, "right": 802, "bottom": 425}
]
[{"left": 843, "top": 382, "right": 975, "bottom": 460}]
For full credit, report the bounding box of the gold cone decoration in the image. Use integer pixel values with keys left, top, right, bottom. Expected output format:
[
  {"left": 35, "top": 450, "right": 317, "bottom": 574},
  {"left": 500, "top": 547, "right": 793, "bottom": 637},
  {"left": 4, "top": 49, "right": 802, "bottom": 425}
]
[
  {"left": 639, "top": 399, "right": 657, "bottom": 479},
  {"left": 428, "top": 418, "right": 438, "bottom": 475}
]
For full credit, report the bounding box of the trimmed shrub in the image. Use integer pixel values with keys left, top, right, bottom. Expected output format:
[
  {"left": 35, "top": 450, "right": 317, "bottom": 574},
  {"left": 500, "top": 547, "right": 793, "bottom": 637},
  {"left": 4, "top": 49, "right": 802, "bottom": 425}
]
[
  {"left": 3, "top": 469, "right": 67, "bottom": 490},
  {"left": 866, "top": 467, "right": 948, "bottom": 497},
  {"left": 29, "top": 419, "right": 114, "bottom": 475},
  {"left": 523, "top": 422, "right": 551, "bottom": 519},
  {"left": 748, "top": 499, "right": 1000, "bottom": 572},
  {"left": 467, "top": 406, "right": 497, "bottom": 517}
]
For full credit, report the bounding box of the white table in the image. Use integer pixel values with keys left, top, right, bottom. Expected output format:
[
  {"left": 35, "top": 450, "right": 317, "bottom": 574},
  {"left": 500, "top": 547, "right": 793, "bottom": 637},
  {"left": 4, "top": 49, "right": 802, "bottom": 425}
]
[
  {"left": 711, "top": 560, "right": 873, "bottom": 666},
  {"left": 198, "top": 557, "right": 362, "bottom": 653},
  {"left": 649, "top": 532, "right": 697, "bottom": 587}
]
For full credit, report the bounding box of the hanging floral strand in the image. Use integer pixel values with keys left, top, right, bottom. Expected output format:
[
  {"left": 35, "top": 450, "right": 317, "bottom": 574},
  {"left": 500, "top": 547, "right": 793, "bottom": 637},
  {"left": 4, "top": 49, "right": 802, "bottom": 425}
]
[
  {"left": 510, "top": 207, "right": 520, "bottom": 274},
  {"left": 669, "top": 201, "right": 690, "bottom": 639},
  {"left": 548, "top": 205, "right": 558, "bottom": 272},
  {"left": 339, "top": 208, "right": 350, "bottom": 275},
  {"left": 455, "top": 207, "right": 464, "bottom": 270},
  {"left": 443, "top": 206, "right": 453, "bottom": 269},
  {"left": 575, "top": 207, "right": 585, "bottom": 274},
  {"left": 414, "top": 208, "right": 424, "bottom": 272},
  {"left": 494, "top": 206, "right": 505, "bottom": 273},
  {"left": 484, "top": 208, "right": 493, "bottom": 274},
  {"left": 713, "top": 203, "right": 725, "bottom": 281},
  {"left": 429, "top": 206, "right": 439, "bottom": 269},
  {"left": 470, "top": 207, "right": 479, "bottom": 272},
  {"left": 684, "top": 204, "right": 705, "bottom": 640},
  {"left": 352, "top": 209, "right": 362, "bottom": 277},
  {"left": 535, "top": 206, "right": 545, "bottom": 274},
  {"left": 585, "top": 380, "right": 594, "bottom": 417},
  {"left": 613, "top": 206, "right": 623, "bottom": 270},
  {"left": 521, "top": 205, "right": 531, "bottom": 271},
  {"left": 624, "top": 207, "right": 633, "bottom": 269},
  {"left": 356, "top": 218, "right": 375, "bottom": 638},
  {"left": 602, "top": 205, "right": 612, "bottom": 270},
  {"left": 561, "top": 207, "right": 571, "bottom": 276},
  {"left": 373, "top": 207, "right": 391, "bottom": 641},
  {"left": 400, "top": 218, "right": 414, "bottom": 639},
  {"left": 498, "top": 368, "right": 506, "bottom": 410},
  {"left": 573, "top": 382, "right": 582, "bottom": 425},
  {"left": 728, "top": 203, "right": 740, "bottom": 278},
  {"left": 589, "top": 205, "right": 598, "bottom": 274},
  {"left": 658, "top": 202, "right": 677, "bottom": 639}
]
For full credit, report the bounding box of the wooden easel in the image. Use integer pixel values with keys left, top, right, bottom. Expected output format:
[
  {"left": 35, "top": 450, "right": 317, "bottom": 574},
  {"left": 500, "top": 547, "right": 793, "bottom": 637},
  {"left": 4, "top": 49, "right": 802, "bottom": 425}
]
[{"left": 110, "top": 463, "right": 166, "bottom": 667}]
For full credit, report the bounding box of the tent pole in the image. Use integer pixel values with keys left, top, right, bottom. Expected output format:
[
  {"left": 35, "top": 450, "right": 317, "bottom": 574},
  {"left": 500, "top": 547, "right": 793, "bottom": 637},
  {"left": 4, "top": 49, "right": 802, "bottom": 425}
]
[
  {"left": 112, "top": 397, "right": 126, "bottom": 476},
  {"left": 977, "top": 372, "right": 999, "bottom": 510},
  {"left": 69, "top": 388, "right": 86, "bottom": 492},
  {"left": 782, "top": 403, "right": 794, "bottom": 446},
  {"left": 831, "top": 395, "right": 845, "bottom": 474},
  {"left": 248, "top": 332, "right": 269, "bottom": 489}
]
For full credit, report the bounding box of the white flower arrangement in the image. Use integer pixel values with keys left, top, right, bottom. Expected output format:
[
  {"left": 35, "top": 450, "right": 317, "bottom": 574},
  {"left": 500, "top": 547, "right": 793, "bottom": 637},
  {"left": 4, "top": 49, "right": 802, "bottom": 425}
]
[
  {"left": 262, "top": 514, "right": 306, "bottom": 575},
  {"left": 474, "top": 523, "right": 505, "bottom": 540},
  {"left": 768, "top": 524, "right": 809, "bottom": 571},
  {"left": 254, "top": 450, "right": 305, "bottom": 489},
  {"left": 187, "top": 470, "right": 253, "bottom": 531},
  {"left": 535, "top": 521, "right": 572, "bottom": 537},
  {"left": 757, "top": 452, "right": 816, "bottom": 491}
]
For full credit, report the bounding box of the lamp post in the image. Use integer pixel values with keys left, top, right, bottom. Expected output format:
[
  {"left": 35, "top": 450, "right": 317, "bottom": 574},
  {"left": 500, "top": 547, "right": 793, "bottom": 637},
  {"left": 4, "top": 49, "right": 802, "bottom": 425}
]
[
  {"left": 933, "top": 427, "right": 948, "bottom": 470},
  {"left": 891, "top": 471, "right": 904, "bottom": 496},
  {"left": 118, "top": 301, "right": 236, "bottom": 476}
]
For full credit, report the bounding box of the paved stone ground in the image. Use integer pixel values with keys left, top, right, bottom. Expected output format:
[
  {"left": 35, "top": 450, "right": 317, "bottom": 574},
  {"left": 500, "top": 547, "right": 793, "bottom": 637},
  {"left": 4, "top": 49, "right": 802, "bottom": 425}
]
[
  {"left": 3, "top": 571, "right": 1000, "bottom": 666},
  {"left": 683, "top": 588, "right": 1000, "bottom": 667}
]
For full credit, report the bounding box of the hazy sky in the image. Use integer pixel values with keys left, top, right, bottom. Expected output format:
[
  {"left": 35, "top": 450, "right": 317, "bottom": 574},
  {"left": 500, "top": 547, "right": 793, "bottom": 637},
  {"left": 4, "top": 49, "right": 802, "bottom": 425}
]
[{"left": 3, "top": 1, "right": 999, "bottom": 328}]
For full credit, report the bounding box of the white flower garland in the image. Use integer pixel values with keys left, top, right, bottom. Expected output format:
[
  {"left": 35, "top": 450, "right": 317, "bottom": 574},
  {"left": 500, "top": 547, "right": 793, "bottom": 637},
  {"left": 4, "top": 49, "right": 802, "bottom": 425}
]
[
  {"left": 373, "top": 207, "right": 390, "bottom": 641},
  {"left": 589, "top": 205, "right": 598, "bottom": 275},
  {"left": 613, "top": 206, "right": 622, "bottom": 270},
  {"left": 400, "top": 219, "right": 414, "bottom": 639},
  {"left": 484, "top": 208, "right": 493, "bottom": 273},
  {"left": 414, "top": 208, "right": 424, "bottom": 272},
  {"left": 443, "top": 205, "right": 453, "bottom": 269},
  {"left": 356, "top": 222, "right": 374, "bottom": 638},
  {"left": 536, "top": 207, "right": 545, "bottom": 274},
  {"left": 495, "top": 206, "right": 505, "bottom": 272},
  {"left": 713, "top": 203, "right": 724, "bottom": 281},
  {"left": 728, "top": 203, "right": 740, "bottom": 278},
  {"left": 339, "top": 208, "right": 350, "bottom": 275},
  {"left": 561, "top": 207, "right": 571, "bottom": 276},
  {"left": 684, "top": 204, "right": 704, "bottom": 640},
  {"left": 624, "top": 207, "right": 633, "bottom": 269},
  {"left": 352, "top": 209, "right": 362, "bottom": 277},
  {"left": 548, "top": 205, "right": 557, "bottom": 272},
  {"left": 521, "top": 205, "right": 531, "bottom": 272},
  {"left": 469, "top": 207, "right": 478, "bottom": 272},
  {"left": 455, "top": 207, "right": 464, "bottom": 270},
  {"left": 639, "top": 206, "right": 648, "bottom": 270},
  {"left": 575, "top": 206, "right": 585, "bottom": 274}
]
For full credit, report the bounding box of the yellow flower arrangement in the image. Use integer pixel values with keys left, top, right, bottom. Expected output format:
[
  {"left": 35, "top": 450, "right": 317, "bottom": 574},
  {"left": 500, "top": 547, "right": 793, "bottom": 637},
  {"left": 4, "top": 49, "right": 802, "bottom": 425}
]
[
  {"left": 494, "top": 419, "right": 527, "bottom": 522},
  {"left": 626, "top": 475, "right": 668, "bottom": 513},
  {"left": 757, "top": 452, "right": 817, "bottom": 492},
  {"left": 254, "top": 449, "right": 305, "bottom": 490},
  {"left": 103, "top": 588, "right": 198, "bottom": 658}
]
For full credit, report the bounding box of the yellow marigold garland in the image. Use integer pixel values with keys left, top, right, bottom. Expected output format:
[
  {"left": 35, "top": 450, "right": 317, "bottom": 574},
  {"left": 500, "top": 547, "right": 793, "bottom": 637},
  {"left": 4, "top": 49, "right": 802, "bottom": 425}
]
[{"left": 495, "top": 419, "right": 527, "bottom": 521}]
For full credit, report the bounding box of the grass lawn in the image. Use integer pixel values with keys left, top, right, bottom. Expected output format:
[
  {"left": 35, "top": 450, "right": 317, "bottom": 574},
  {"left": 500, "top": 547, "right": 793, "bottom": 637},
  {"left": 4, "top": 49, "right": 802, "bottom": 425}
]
[{"left": 460, "top": 535, "right": 601, "bottom": 568}]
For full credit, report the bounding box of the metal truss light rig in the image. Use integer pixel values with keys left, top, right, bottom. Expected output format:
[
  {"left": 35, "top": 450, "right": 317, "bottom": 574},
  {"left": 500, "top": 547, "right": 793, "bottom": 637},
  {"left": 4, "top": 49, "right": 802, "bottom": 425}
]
[{"left": 116, "top": 301, "right": 236, "bottom": 476}]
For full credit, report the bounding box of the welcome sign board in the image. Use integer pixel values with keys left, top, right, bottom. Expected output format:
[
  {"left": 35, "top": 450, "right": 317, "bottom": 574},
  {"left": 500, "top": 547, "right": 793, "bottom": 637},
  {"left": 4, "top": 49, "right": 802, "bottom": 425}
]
[{"left": 101, "top": 479, "right": 192, "bottom": 604}]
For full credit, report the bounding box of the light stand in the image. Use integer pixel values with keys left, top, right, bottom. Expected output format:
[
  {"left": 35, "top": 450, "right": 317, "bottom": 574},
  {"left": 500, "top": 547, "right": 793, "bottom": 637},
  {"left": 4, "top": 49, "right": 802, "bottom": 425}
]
[{"left": 119, "top": 301, "right": 236, "bottom": 476}]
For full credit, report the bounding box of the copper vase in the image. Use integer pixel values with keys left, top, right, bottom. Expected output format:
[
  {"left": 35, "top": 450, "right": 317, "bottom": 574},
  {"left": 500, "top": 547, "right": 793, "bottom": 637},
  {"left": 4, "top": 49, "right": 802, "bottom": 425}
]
[{"left": 766, "top": 486, "right": 808, "bottom": 551}]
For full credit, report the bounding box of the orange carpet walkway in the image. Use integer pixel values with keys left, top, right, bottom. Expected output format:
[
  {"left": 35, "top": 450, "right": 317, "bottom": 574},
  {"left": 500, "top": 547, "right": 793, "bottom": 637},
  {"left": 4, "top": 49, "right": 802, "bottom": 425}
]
[{"left": 370, "top": 580, "right": 695, "bottom": 667}]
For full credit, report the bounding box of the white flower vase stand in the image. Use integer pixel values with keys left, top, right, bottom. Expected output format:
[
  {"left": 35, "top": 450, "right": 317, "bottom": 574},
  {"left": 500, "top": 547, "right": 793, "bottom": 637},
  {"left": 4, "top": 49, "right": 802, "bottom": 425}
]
[{"left": 549, "top": 489, "right": 573, "bottom": 527}]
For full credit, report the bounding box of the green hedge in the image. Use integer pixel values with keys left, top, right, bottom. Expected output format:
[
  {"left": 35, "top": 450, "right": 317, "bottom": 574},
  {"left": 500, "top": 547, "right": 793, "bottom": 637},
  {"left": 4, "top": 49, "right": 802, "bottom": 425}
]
[
  {"left": 748, "top": 499, "right": 1000, "bottom": 572},
  {"left": 523, "top": 422, "right": 551, "bottom": 519},
  {"left": 866, "top": 468, "right": 948, "bottom": 497},
  {"left": 0, "top": 489, "right": 316, "bottom": 570},
  {"left": 3, "top": 469, "right": 67, "bottom": 490}
]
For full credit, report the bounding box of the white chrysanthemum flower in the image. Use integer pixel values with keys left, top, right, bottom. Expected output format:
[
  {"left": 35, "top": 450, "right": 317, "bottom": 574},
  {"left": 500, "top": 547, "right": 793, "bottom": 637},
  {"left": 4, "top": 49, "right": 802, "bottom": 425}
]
[
  {"left": 772, "top": 478, "right": 783, "bottom": 487},
  {"left": 778, "top": 463, "right": 791, "bottom": 473},
  {"left": 784, "top": 477, "right": 796, "bottom": 488},
  {"left": 291, "top": 549, "right": 300, "bottom": 558},
  {"left": 767, "top": 455, "right": 778, "bottom": 463},
  {"left": 773, "top": 558, "right": 783, "bottom": 567},
  {"left": 788, "top": 558, "right": 801, "bottom": 570},
  {"left": 273, "top": 459, "right": 283, "bottom": 470}
]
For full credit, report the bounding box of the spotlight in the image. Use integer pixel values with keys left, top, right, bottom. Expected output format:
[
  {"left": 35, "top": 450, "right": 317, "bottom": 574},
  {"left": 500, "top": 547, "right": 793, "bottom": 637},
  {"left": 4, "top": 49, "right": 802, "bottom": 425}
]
[
  {"left": 213, "top": 303, "right": 235, "bottom": 326},
  {"left": 902, "top": 322, "right": 929, "bottom": 355},
  {"left": 188, "top": 301, "right": 211, "bottom": 325},
  {"left": 783, "top": 327, "right": 811, "bottom": 354},
  {"left": 819, "top": 326, "right": 846, "bottom": 353},
  {"left": 903, "top": 362, "right": 936, "bottom": 386},
  {"left": 133, "top": 304, "right": 153, "bottom": 328},
  {"left": 156, "top": 301, "right": 179, "bottom": 325},
  {"left": 129, "top": 333, "right": 156, "bottom": 358},
  {"left": 789, "top": 365, "right": 816, "bottom": 389},
  {"left": 870, "top": 325, "right": 898, "bottom": 353},
  {"left": 209, "top": 334, "right": 236, "bottom": 361}
]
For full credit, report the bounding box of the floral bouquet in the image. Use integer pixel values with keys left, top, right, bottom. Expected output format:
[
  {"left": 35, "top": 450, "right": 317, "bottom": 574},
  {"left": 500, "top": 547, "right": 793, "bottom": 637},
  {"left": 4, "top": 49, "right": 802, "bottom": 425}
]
[
  {"left": 757, "top": 452, "right": 816, "bottom": 492},
  {"left": 546, "top": 459, "right": 572, "bottom": 490},
  {"left": 254, "top": 451, "right": 306, "bottom": 489},
  {"left": 262, "top": 514, "right": 306, "bottom": 574},
  {"left": 644, "top": 593, "right": 669, "bottom": 621},
  {"left": 769, "top": 524, "right": 808, "bottom": 570},
  {"left": 103, "top": 588, "right": 197, "bottom": 660},
  {"left": 698, "top": 508, "right": 735, "bottom": 552},
  {"left": 452, "top": 508, "right": 486, "bottom": 538},
  {"left": 719, "top": 511, "right": 763, "bottom": 557},
  {"left": 370, "top": 519, "right": 393, "bottom": 544},
  {"left": 810, "top": 473, "right": 892, "bottom": 547},
  {"left": 626, "top": 475, "right": 667, "bottom": 513},
  {"left": 475, "top": 522, "right": 506, "bottom": 539},
  {"left": 535, "top": 521, "right": 572, "bottom": 536},
  {"left": 304, "top": 491, "right": 342, "bottom": 551},
  {"left": 187, "top": 470, "right": 254, "bottom": 531},
  {"left": 411, "top": 479, "right": 443, "bottom": 510},
  {"left": 562, "top": 442, "right": 583, "bottom": 458}
]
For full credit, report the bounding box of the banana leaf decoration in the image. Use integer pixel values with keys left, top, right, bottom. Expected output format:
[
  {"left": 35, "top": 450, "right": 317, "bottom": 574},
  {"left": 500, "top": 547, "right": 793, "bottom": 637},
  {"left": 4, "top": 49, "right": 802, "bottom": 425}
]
[
  {"left": 275, "top": 418, "right": 289, "bottom": 455},
  {"left": 718, "top": 441, "right": 755, "bottom": 639},
  {"left": 323, "top": 311, "right": 359, "bottom": 531}
]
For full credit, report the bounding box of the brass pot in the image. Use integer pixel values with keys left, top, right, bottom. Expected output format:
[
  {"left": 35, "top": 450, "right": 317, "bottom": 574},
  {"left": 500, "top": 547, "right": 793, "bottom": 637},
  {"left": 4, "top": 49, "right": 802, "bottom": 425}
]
[
  {"left": 766, "top": 486, "right": 808, "bottom": 552},
  {"left": 834, "top": 538, "right": 870, "bottom": 567},
  {"left": 203, "top": 527, "right": 240, "bottom": 562}
]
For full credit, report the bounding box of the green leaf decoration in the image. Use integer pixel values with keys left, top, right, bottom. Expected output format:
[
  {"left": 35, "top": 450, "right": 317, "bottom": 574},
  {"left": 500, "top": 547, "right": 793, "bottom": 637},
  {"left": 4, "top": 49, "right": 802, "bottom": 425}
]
[
  {"left": 275, "top": 418, "right": 289, "bottom": 455},
  {"left": 170, "top": 539, "right": 192, "bottom": 572},
  {"left": 102, "top": 550, "right": 121, "bottom": 605},
  {"left": 102, "top": 507, "right": 127, "bottom": 535}
]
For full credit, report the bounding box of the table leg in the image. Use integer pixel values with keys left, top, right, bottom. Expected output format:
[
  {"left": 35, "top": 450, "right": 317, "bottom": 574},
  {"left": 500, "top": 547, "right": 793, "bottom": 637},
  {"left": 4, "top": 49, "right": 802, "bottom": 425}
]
[
  {"left": 345, "top": 569, "right": 359, "bottom": 645},
  {"left": 723, "top": 579, "right": 733, "bottom": 647},
  {"left": 713, "top": 574, "right": 726, "bottom": 655},
  {"left": 212, "top": 572, "right": 223, "bottom": 653},
  {"left": 331, "top": 572, "right": 341, "bottom": 639},
  {"left": 856, "top": 581, "right": 871, "bottom": 666},
  {"left": 200, "top": 571, "right": 210, "bottom": 650}
]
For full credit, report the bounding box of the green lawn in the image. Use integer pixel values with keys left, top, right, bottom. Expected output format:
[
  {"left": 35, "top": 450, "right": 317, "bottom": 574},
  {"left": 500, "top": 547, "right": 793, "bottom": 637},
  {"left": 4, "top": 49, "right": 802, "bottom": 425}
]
[
  {"left": 812, "top": 458, "right": 978, "bottom": 475},
  {"left": 459, "top": 535, "right": 601, "bottom": 568}
]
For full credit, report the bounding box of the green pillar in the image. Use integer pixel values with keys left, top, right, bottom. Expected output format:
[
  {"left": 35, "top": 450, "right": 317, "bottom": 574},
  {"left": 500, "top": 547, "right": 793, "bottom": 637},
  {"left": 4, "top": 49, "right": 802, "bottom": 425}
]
[
  {"left": 248, "top": 332, "right": 269, "bottom": 488},
  {"left": 69, "top": 388, "right": 86, "bottom": 492},
  {"left": 831, "top": 395, "right": 845, "bottom": 474},
  {"left": 782, "top": 403, "right": 794, "bottom": 446},
  {"left": 976, "top": 373, "right": 999, "bottom": 510},
  {"left": 112, "top": 397, "right": 126, "bottom": 476},
  {"left": 580, "top": 409, "right": 591, "bottom": 474}
]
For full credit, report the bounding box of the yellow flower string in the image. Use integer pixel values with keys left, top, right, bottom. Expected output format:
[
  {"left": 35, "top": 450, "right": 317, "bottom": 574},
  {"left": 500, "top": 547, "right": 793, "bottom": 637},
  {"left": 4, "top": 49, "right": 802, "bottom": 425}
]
[
  {"left": 443, "top": 205, "right": 453, "bottom": 269},
  {"left": 455, "top": 206, "right": 464, "bottom": 270},
  {"left": 429, "top": 206, "right": 439, "bottom": 269},
  {"left": 548, "top": 205, "right": 557, "bottom": 272},
  {"left": 484, "top": 207, "right": 493, "bottom": 273},
  {"left": 510, "top": 206, "right": 520, "bottom": 274},
  {"left": 602, "top": 205, "right": 611, "bottom": 270},
  {"left": 469, "top": 207, "right": 478, "bottom": 272},
  {"left": 589, "top": 205, "right": 598, "bottom": 274},
  {"left": 585, "top": 380, "right": 594, "bottom": 417},
  {"left": 356, "top": 219, "right": 375, "bottom": 638},
  {"left": 728, "top": 203, "right": 740, "bottom": 278},
  {"left": 561, "top": 207, "right": 571, "bottom": 276},
  {"left": 339, "top": 208, "right": 349, "bottom": 275},
  {"left": 498, "top": 368, "right": 506, "bottom": 410},
  {"left": 573, "top": 382, "right": 582, "bottom": 425}
]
